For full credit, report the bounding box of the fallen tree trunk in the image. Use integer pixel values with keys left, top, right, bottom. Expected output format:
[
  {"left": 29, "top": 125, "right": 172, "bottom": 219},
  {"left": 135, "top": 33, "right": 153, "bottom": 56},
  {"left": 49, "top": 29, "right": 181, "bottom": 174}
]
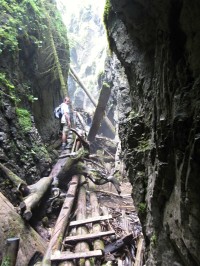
[
  {"left": 69, "top": 66, "right": 115, "bottom": 136},
  {"left": 19, "top": 176, "right": 53, "bottom": 220},
  {"left": 0, "top": 162, "right": 29, "bottom": 196},
  {"left": 74, "top": 175, "right": 91, "bottom": 266},
  {"left": 87, "top": 82, "right": 114, "bottom": 141},
  {"left": 1, "top": 237, "right": 20, "bottom": 266},
  {"left": 0, "top": 193, "right": 47, "bottom": 266},
  {"left": 42, "top": 175, "right": 79, "bottom": 266}
]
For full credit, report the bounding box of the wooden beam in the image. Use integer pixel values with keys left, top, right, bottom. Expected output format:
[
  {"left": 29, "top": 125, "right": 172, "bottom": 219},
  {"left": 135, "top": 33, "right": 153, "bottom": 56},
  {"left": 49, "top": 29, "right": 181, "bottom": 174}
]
[
  {"left": 51, "top": 250, "right": 103, "bottom": 261},
  {"left": 69, "top": 215, "right": 112, "bottom": 227},
  {"left": 41, "top": 175, "right": 79, "bottom": 266},
  {"left": 134, "top": 236, "right": 144, "bottom": 266},
  {"left": 65, "top": 230, "right": 115, "bottom": 243}
]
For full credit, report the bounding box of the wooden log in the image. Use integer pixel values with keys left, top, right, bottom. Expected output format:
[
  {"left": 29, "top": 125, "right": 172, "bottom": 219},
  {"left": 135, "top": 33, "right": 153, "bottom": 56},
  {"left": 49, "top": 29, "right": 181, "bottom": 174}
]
[
  {"left": 20, "top": 176, "right": 53, "bottom": 220},
  {"left": 65, "top": 230, "right": 115, "bottom": 243},
  {"left": 1, "top": 237, "right": 20, "bottom": 266},
  {"left": 90, "top": 192, "right": 105, "bottom": 251},
  {"left": 87, "top": 82, "right": 114, "bottom": 141},
  {"left": 70, "top": 66, "right": 115, "bottom": 136},
  {"left": 0, "top": 162, "right": 29, "bottom": 195},
  {"left": 69, "top": 215, "right": 112, "bottom": 227},
  {"left": 0, "top": 193, "right": 47, "bottom": 266},
  {"left": 104, "top": 233, "right": 134, "bottom": 254},
  {"left": 41, "top": 175, "right": 79, "bottom": 266},
  {"left": 51, "top": 250, "right": 103, "bottom": 261},
  {"left": 74, "top": 176, "right": 90, "bottom": 266},
  {"left": 134, "top": 236, "right": 144, "bottom": 266}
]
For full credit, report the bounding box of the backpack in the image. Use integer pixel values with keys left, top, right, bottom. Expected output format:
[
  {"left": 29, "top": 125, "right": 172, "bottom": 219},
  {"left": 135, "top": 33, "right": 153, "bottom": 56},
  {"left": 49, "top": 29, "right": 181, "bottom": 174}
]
[{"left": 54, "top": 105, "right": 63, "bottom": 119}]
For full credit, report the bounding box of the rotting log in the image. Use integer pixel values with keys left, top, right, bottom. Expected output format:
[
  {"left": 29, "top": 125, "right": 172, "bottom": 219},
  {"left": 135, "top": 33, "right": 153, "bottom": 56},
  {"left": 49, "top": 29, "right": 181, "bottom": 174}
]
[
  {"left": 20, "top": 176, "right": 53, "bottom": 220},
  {"left": 0, "top": 193, "right": 47, "bottom": 266},
  {"left": 0, "top": 162, "right": 29, "bottom": 196},
  {"left": 1, "top": 237, "right": 20, "bottom": 266},
  {"left": 41, "top": 175, "right": 79, "bottom": 266}
]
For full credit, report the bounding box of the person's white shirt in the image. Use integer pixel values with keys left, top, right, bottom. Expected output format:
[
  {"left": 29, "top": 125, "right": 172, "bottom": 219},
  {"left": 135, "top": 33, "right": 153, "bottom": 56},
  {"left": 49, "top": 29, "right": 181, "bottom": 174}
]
[{"left": 60, "top": 102, "right": 69, "bottom": 124}]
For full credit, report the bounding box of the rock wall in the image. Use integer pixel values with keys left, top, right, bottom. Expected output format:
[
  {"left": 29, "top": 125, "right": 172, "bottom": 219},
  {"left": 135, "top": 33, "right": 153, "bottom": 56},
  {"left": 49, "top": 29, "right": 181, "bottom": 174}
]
[
  {"left": 105, "top": 0, "right": 200, "bottom": 265},
  {"left": 0, "top": 1, "right": 69, "bottom": 195}
]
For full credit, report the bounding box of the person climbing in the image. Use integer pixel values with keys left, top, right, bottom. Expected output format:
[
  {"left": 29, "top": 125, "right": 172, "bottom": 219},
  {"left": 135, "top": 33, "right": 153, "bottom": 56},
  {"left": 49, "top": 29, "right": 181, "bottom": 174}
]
[{"left": 60, "top": 96, "right": 71, "bottom": 150}]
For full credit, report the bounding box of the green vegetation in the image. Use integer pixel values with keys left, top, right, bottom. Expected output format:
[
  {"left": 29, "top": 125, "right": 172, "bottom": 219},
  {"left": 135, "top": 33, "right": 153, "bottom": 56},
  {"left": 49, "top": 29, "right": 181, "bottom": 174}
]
[
  {"left": 150, "top": 233, "right": 157, "bottom": 246},
  {"left": 137, "top": 139, "right": 151, "bottom": 152},
  {"left": 0, "top": 73, "right": 14, "bottom": 90},
  {"left": 102, "top": 82, "right": 110, "bottom": 89},
  {"left": 138, "top": 202, "right": 147, "bottom": 214},
  {"left": 103, "top": 0, "right": 111, "bottom": 25},
  {"left": 1, "top": 256, "right": 11, "bottom": 266},
  {"left": 16, "top": 108, "right": 32, "bottom": 132}
]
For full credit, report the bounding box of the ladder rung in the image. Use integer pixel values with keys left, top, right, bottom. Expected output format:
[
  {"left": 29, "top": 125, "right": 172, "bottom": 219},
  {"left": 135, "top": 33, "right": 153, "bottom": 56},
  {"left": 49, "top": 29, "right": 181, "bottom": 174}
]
[
  {"left": 69, "top": 214, "right": 112, "bottom": 227},
  {"left": 65, "top": 230, "right": 115, "bottom": 243},
  {"left": 51, "top": 250, "right": 103, "bottom": 261}
]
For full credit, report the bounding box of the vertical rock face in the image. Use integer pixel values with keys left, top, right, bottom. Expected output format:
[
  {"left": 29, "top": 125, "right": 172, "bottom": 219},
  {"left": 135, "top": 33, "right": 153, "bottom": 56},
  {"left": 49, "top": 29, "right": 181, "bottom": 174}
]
[
  {"left": 105, "top": 0, "right": 200, "bottom": 265},
  {"left": 0, "top": 1, "right": 69, "bottom": 188}
]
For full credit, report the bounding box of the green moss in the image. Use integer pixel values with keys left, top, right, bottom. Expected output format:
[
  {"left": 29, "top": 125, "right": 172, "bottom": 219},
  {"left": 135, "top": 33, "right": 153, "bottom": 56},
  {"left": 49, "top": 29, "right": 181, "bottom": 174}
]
[
  {"left": 137, "top": 139, "right": 151, "bottom": 152},
  {"left": 1, "top": 256, "right": 12, "bottom": 266},
  {"left": 31, "top": 144, "right": 49, "bottom": 159},
  {"left": 103, "top": 0, "right": 111, "bottom": 25},
  {"left": 150, "top": 233, "right": 157, "bottom": 246},
  {"left": 138, "top": 202, "right": 146, "bottom": 214},
  {"left": 16, "top": 108, "right": 32, "bottom": 132},
  {"left": 102, "top": 82, "right": 110, "bottom": 89},
  {"left": 0, "top": 73, "right": 15, "bottom": 89}
]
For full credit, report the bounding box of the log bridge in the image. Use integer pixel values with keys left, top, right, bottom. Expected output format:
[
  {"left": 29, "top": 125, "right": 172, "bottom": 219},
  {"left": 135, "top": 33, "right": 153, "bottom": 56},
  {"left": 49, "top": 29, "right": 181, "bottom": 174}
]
[{"left": 0, "top": 128, "right": 143, "bottom": 265}]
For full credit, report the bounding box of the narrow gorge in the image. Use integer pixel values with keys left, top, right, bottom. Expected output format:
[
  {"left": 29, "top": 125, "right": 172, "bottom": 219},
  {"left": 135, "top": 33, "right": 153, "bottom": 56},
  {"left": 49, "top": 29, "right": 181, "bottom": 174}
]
[{"left": 0, "top": 0, "right": 200, "bottom": 265}]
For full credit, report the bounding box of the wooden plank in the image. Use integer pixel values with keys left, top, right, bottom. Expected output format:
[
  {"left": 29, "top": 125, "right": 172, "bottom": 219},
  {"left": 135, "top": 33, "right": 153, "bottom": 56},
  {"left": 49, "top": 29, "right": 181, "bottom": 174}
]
[
  {"left": 69, "top": 215, "right": 112, "bottom": 227},
  {"left": 134, "top": 236, "right": 144, "bottom": 266},
  {"left": 65, "top": 230, "right": 115, "bottom": 243},
  {"left": 51, "top": 250, "right": 103, "bottom": 261}
]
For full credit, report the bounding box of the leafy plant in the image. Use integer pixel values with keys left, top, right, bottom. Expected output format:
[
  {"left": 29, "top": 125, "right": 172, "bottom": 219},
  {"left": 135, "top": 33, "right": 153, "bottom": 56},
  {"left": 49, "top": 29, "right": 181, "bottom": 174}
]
[
  {"left": 16, "top": 108, "right": 32, "bottom": 132},
  {"left": 138, "top": 202, "right": 147, "bottom": 214}
]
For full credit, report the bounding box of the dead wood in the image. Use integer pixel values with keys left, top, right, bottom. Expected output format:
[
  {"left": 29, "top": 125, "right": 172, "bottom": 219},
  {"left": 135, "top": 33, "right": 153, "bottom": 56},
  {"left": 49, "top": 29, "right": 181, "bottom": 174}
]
[
  {"left": 74, "top": 176, "right": 90, "bottom": 266},
  {"left": 70, "top": 66, "right": 115, "bottom": 136},
  {"left": 104, "top": 233, "right": 134, "bottom": 254},
  {"left": 0, "top": 193, "right": 47, "bottom": 266},
  {"left": 51, "top": 250, "right": 103, "bottom": 261},
  {"left": 76, "top": 112, "right": 89, "bottom": 133},
  {"left": 0, "top": 162, "right": 29, "bottom": 196},
  {"left": 69, "top": 215, "right": 112, "bottom": 227},
  {"left": 87, "top": 82, "right": 114, "bottom": 141},
  {"left": 65, "top": 230, "right": 115, "bottom": 244},
  {"left": 90, "top": 191, "right": 104, "bottom": 250},
  {"left": 70, "top": 128, "right": 90, "bottom": 151},
  {"left": 1, "top": 237, "right": 20, "bottom": 266},
  {"left": 19, "top": 176, "right": 53, "bottom": 220},
  {"left": 134, "top": 236, "right": 144, "bottom": 266},
  {"left": 41, "top": 175, "right": 79, "bottom": 266}
]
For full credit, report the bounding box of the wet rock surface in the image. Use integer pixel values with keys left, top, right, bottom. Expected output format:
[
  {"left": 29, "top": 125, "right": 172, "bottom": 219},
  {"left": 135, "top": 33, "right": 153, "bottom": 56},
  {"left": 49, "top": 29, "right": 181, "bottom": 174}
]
[{"left": 105, "top": 0, "right": 200, "bottom": 265}]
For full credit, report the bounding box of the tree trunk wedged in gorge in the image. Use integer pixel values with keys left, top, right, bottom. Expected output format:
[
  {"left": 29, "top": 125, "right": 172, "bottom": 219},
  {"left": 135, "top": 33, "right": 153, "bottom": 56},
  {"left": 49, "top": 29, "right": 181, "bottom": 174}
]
[
  {"left": 87, "top": 82, "right": 114, "bottom": 141},
  {"left": 69, "top": 66, "right": 115, "bottom": 136},
  {"left": 0, "top": 193, "right": 46, "bottom": 266}
]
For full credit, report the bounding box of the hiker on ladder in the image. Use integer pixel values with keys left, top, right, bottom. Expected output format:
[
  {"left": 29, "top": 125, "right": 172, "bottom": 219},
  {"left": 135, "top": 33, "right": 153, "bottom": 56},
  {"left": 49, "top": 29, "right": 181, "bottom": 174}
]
[{"left": 60, "top": 96, "right": 71, "bottom": 150}]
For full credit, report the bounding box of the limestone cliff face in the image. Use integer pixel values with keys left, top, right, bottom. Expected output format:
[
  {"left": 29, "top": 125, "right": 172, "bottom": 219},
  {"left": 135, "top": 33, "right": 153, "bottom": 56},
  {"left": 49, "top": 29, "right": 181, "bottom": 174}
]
[
  {"left": 0, "top": 1, "right": 69, "bottom": 194},
  {"left": 105, "top": 0, "right": 200, "bottom": 265}
]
